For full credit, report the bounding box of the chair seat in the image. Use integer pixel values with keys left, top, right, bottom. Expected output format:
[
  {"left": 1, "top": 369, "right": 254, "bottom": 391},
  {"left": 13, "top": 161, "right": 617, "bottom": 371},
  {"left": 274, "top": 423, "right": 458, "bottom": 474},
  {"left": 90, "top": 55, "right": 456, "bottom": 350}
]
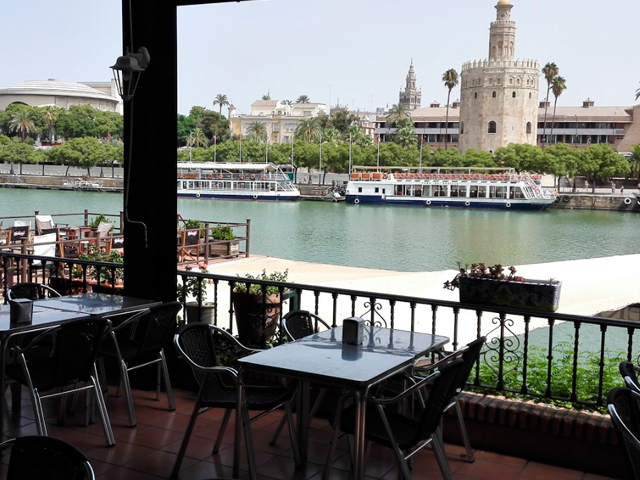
[
  {"left": 6, "top": 361, "right": 83, "bottom": 393},
  {"left": 99, "top": 337, "right": 141, "bottom": 362},
  {"left": 336, "top": 404, "right": 421, "bottom": 450},
  {"left": 201, "top": 382, "right": 293, "bottom": 411}
]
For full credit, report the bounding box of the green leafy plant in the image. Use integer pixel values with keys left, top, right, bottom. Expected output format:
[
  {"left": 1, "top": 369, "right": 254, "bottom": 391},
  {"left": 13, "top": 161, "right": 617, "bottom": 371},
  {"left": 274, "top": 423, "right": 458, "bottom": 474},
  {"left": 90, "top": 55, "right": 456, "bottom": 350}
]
[
  {"left": 444, "top": 262, "right": 525, "bottom": 291},
  {"left": 233, "top": 269, "right": 289, "bottom": 295},
  {"left": 88, "top": 214, "right": 109, "bottom": 228},
  {"left": 177, "top": 262, "right": 212, "bottom": 302},
  {"left": 183, "top": 219, "right": 205, "bottom": 238},
  {"left": 210, "top": 225, "right": 236, "bottom": 241},
  {"left": 73, "top": 242, "right": 124, "bottom": 283}
]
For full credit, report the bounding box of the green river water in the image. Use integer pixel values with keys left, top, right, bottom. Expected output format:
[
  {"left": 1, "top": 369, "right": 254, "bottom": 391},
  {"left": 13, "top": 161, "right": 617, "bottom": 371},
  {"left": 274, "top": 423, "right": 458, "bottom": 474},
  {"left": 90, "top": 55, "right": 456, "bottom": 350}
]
[{"left": 1, "top": 189, "right": 638, "bottom": 272}]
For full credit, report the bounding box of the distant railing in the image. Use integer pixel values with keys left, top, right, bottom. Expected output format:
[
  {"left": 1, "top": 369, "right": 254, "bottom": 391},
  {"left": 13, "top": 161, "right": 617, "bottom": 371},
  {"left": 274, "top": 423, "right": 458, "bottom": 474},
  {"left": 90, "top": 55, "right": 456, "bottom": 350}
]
[
  {"left": 176, "top": 216, "right": 250, "bottom": 263},
  {"left": 178, "top": 268, "right": 640, "bottom": 409}
]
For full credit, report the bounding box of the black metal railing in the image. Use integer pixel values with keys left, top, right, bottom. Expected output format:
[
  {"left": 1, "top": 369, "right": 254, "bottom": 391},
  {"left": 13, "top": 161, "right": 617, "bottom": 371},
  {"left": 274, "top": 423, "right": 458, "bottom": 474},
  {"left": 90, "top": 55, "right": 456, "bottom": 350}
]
[{"left": 178, "top": 268, "right": 640, "bottom": 409}]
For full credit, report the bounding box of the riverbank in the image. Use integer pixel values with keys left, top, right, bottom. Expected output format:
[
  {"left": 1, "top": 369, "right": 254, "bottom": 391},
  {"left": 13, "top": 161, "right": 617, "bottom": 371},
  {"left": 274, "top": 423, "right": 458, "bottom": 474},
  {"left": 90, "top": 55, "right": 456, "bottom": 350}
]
[{"left": 1, "top": 174, "right": 639, "bottom": 210}]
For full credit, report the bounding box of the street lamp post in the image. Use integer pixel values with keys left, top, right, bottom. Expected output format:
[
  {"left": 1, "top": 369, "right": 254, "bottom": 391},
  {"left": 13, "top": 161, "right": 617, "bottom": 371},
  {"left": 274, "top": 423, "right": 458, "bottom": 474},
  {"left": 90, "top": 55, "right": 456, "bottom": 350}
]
[{"left": 318, "top": 132, "right": 322, "bottom": 186}]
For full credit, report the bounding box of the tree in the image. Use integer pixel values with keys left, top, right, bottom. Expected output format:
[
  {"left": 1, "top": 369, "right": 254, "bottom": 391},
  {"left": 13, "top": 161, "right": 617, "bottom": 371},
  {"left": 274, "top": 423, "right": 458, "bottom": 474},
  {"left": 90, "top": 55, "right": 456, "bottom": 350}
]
[
  {"left": 549, "top": 76, "right": 567, "bottom": 144},
  {"left": 393, "top": 117, "right": 417, "bottom": 149},
  {"left": 494, "top": 143, "right": 544, "bottom": 172},
  {"left": 636, "top": 82, "right": 639, "bottom": 101},
  {"left": 261, "top": 93, "right": 271, "bottom": 101},
  {"left": 579, "top": 143, "right": 630, "bottom": 190},
  {"left": 212, "top": 94, "right": 229, "bottom": 115},
  {"left": 189, "top": 127, "right": 209, "bottom": 148},
  {"left": 385, "top": 103, "right": 409, "bottom": 127},
  {"left": 296, "top": 95, "right": 310, "bottom": 103},
  {"left": 541, "top": 62, "right": 559, "bottom": 148},
  {"left": 628, "top": 144, "right": 640, "bottom": 180},
  {"left": 246, "top": 121, "right": 267, "bottom": 144},
  {"left": 295, "top": 118, "right": 320, "bottom": 143},
  {"left": 56, "top": 105, "right": 99, "bottom": 139},
  {"left": 442, "top": 68, "right": 459, "bottom": 149},
  {"left": 48, "top": 137, "right": 103, "bottom": 175},
  {"left": 9, "top": 109, "right": 37, "bottom": 141},
  {"left": 322, "top": 127, "right": 341, "bottom": 145},
  {"left": 542, "top": 143, "right": 582, "bottom": 189},
  {"left": 463, "top": 149, "right": 496, "bottom": 167}
]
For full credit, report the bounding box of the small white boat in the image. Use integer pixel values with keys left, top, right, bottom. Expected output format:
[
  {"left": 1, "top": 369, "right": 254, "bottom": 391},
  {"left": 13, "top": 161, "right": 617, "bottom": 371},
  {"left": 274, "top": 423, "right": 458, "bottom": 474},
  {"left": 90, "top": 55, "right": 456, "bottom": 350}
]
[
  {"left": 345, "top": 166, "right": 555, "bottom": 211},
  {"left": 62, "top": 180, "right": 103, "bottom": 190},
  {"left": 177, "top": 162, "right": 300, "bottom": 201}
]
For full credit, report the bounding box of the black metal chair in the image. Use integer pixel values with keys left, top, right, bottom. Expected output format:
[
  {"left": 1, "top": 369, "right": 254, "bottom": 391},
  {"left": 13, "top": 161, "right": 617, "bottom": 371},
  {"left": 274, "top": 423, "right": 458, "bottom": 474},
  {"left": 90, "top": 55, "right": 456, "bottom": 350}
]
[
  {"left": 170, "top": 322, "right": 300, "bottom": 480},
  {"left": 323, "top": 357, "right": 465, "bottom": 480},
  {"left": 607, "top": 387, "right": 640, "bottom": 479},
  {"left": 7, "top": 282, "right": 61, "bottom": 300},
  {"left": 98, "top": 301, "right": 181, "bottom": 427},
  {"left": 0, "top": 435, "right": 95, "bottom": 480},
  {"left": 620, "top": 361, "right": 640, "bottom": 394},
  {"left": 5, "top": 318, "right": 115, "bottom": 446},
  {"left": 412, "top": 336, "right": 486, "bottom": 463},
  {"left": 269, "top": 310, "right": 331, "bottom": 445}
]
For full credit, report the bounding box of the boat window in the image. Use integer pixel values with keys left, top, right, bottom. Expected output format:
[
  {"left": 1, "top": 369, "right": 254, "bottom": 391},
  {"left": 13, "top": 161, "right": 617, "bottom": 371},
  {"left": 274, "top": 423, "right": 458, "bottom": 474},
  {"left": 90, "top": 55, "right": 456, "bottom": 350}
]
[
  {"left": 489, "top": 186, "right": 507, "bottom": 198},
  {"left": 375, "top": 187, "right": 379, "bottom": 193},
  {"left": 469, "top": 186, "right": 478, "bottom": 198},
  {"left": 477, "top": 186, "right": 487, "bottom": 198},
  {"left": 511, "top": 187, "right": 525, "bottom": 199},
  {"left": 450, "top": 185, "right": 463, "bottom": 197},
  {"left": 358, "top": 187, "right": 362, "bottom": 193},
  {"left": 188, "top": 181, "right": 194, "bottom": 189},
  {"left": 414, "top": 186, "right": 422, "bottom": 197},
  {"left": 434, "top": 185, "right": 447, "bottom": 197},
  {"left": 382, "top": 188, "right": 386, "bottom": 194}
]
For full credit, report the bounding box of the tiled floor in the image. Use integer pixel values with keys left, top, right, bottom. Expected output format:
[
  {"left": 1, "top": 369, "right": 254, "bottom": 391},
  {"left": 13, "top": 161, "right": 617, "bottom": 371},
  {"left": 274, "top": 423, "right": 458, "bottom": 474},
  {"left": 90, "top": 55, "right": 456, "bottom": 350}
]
[{"left": 0, "top": 386, "right": 620, "bottom": 480}]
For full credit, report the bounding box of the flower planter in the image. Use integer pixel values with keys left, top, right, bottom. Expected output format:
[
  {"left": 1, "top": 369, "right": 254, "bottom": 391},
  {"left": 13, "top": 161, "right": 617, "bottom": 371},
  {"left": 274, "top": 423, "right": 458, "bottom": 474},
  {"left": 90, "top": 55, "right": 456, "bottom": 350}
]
[
  {"left": 458, "top": 276, "right": 561, "bottom": 312},
  {"left": 209, "top": 240, "right": 239, "bottom": 257},
  {"left": 232, "top": 292, "right": 281, "bottom": 348},
  {"left": 184, "top": 301, "right": 216, "bottom": 324}
]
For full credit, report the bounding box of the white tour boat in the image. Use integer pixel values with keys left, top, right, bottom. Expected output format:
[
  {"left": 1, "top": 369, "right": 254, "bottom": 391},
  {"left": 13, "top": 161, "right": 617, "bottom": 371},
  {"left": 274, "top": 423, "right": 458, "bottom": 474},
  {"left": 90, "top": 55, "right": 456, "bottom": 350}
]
[
  {"left": 177, "top": 162, "right": 300, "bottom": 201},
  {"left": 345, "top": 166, "right": 556, "bottom": 211},
  {"left": 62, "top": 179, "right": 103, "bottom": 190}
]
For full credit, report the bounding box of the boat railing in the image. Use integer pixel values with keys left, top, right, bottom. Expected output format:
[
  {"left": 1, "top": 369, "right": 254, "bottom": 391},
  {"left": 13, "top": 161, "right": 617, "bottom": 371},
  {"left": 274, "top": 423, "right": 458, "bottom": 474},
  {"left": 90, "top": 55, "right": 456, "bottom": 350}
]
[
  {"left": 179, "top": 172, "right": 290, "bottom": 182},
  {"left": 352, "top": 171, "right": 546, "bottom": 184}
]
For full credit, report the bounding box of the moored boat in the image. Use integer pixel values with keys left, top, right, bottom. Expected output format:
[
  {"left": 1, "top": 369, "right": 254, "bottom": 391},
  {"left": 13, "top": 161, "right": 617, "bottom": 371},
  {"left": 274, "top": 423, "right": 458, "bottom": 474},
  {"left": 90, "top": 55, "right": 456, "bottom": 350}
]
[
  {"left": 177, "top": 162, "right": 300, "bottom": 201},
  {"left": 345, "top": 166, "right": 555, "bottom": 211},
  {"left": 62, "top": 179, "right": 103, "bottom": 190}
]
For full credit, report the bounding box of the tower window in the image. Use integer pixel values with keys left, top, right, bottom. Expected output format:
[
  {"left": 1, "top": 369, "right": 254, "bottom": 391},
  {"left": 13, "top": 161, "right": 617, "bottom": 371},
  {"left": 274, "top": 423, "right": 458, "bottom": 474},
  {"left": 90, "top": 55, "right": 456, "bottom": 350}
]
[
  {"left": 512, "top": 92, "right": 516, "bottom": 98},
  {"left": 460, "top": 122, "right": 464, "bottom": 134},
  {"left": 488, "top": 121, "right": 497, "bottom": 134},
  {"left": 474, "top": 92, "right": 478, "bottom": 99},
  {"left": 529, "top": 92, "right": 532, "bottom": 98},
  {"left": 492, "top": 91, "right": 497, "bottom": 98},
  {"left": 526, "top": 122, "right": 532, "bottom": 134}
]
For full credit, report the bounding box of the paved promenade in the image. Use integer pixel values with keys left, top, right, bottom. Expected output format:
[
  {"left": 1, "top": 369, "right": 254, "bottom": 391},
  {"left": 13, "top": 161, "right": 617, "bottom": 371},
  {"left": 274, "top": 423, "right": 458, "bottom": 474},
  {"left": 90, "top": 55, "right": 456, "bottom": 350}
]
[{"left": 203, "top": 253, "right": 640, "bottom": 343}]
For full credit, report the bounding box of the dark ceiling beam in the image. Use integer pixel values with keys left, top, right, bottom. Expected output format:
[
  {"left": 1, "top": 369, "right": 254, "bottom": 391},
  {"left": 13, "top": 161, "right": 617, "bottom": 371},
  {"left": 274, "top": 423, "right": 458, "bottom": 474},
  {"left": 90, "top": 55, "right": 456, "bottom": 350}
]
[{"left": 171, "top": 0, "right": 255, "bottom": 6}]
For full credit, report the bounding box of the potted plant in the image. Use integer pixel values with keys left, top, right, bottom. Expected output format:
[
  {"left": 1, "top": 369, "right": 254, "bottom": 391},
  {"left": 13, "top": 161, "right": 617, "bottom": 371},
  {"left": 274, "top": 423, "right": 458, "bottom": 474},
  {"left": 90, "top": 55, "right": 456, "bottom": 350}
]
[
  {"left": 73, "top": 242, "right": 124, "bottom": 292},
  {"left": 209, "top": 224, "right": 239, "bottom": 257},
  {"left": 177, "top": 262, "right": 216, "bottom": 324},
  {"left": 444, "top": 263, "right": 561, "bottom": 312},
  {"left": 231, "top": 269, "right": 292, "bottom": 348}
]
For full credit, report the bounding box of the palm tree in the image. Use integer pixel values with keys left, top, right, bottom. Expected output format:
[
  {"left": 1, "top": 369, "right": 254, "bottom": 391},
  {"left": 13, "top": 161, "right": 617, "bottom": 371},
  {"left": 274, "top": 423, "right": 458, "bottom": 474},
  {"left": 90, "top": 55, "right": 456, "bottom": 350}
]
[
  {"left": 636, "top": 83, "right": 640, "bottom": 101},
  {"left": 283, "top": 100, "right": 293, "bottom": 105},
  {"left": 261, "top": 93, "right": 271, "bottom": 101},
  {"left": 442, "top": 68, "right": 459, "bottom": 149},
  {"left": 296, "top": 95, "right": 310, "bottom": 103},
  {"left": 295, "top": 118, "right": 320, "bottom": 143},
  {"left": 541, "top": 62, "right": 559, "bottom": 148},
  {"left": 212, "top": 94, "right": 229, "bottom": 115},
  {"left": 246, "top": 121, "right": 267, "bottom": 144},
  {"left": 190, "top": 127, "right": 209, "bottom": 147},
  {"left": 549, "top": 76, "right": 567, "bottom": 144},
  {"left": 41, "top": 106, "right": 60, "bottom": 144},
  {"left": 385, "top": 103, "right": 409, "bottom": 127},
  {"left": 9, "top": 110, "right": 36, "bottom": 142}
]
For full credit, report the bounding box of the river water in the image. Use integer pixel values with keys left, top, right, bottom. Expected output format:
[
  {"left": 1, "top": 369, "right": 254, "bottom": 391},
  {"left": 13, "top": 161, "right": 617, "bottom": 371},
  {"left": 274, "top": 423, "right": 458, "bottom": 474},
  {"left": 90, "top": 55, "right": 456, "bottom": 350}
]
[{"left": 1, "top": 189, "right": 638, "bottom": 272}]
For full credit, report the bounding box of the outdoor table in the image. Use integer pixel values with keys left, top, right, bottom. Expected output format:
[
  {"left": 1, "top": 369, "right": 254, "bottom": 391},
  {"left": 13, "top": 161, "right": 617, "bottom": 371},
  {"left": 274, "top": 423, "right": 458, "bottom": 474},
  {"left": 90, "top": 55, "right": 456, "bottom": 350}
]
[
  {"left": 34, "top": 293, "right": 160, "bottom": 318},
  {"left": 237, "top": 325, "right": 449, "bottom": 480},
  {"left": 0, "top": 304, "right": 90, "bottom": 435}
]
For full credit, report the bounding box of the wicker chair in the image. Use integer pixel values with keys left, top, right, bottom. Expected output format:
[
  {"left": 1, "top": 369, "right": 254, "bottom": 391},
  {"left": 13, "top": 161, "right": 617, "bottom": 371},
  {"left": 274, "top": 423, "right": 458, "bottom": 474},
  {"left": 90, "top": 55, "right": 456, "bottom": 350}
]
[
  {"left": 620, "top": 361, "right": 640, "bottom": 394},
  {"left": 5, "top": 318, "right": 115, "bottom": 446},
  {"left": 607, "top": 387, "right": 640, "bottom": 479},
  {"left": 98, "top": 301, "right": 181, "bottom": 427},
  {"left": 0, "top": 435, "right": 95, "bottom": 480},
  {"left": 323, "top": 357, "right": 465, "bottom": 480},
  {"left": 170, "top": 322, "right": 300, "bottom": 480}
]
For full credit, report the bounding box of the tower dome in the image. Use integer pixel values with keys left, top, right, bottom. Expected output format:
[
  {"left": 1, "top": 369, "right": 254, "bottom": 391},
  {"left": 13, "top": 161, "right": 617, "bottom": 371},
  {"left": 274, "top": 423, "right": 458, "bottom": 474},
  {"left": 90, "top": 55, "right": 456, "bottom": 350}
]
[{"left": 497, "top": 0, "right": 511, "bottom": 4}]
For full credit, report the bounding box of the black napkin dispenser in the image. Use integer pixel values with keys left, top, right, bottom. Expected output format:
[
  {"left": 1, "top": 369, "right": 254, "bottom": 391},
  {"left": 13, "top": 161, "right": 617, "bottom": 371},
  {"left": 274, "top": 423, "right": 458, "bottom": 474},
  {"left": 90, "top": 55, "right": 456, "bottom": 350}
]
[
  {"left": 342, "top": 316, "right": 364, "bottom": 346},
  {"left": 9, "top": 298, "right": 33, "bottom": 325}
]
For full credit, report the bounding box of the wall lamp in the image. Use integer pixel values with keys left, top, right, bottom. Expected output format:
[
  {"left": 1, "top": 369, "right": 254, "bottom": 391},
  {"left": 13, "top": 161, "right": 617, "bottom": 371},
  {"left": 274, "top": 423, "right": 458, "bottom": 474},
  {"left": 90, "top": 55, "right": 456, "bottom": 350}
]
[{"left": 110, "top": 47, "right": 151, "bottom": 101}]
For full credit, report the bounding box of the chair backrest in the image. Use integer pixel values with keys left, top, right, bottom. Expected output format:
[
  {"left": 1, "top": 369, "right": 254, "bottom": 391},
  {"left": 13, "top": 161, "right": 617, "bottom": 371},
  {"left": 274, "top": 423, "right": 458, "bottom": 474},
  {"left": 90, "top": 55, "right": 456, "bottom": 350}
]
[
  {"left": 608, "top": 387, "right": 640, "bottom": 479},
  {"left": 32, "top": 232, "right": 57, "bottom": 261},
  {"left": 413, "top": 357, "right": 465, "bottom": 443},
  {"left": 282, "top": 310, "right": 330, "bottom": 341},
  {"left": 43, "top": 318, "right": 111, "bottom": 391},
  {"left": 9, "top": 225, "right": 29, "bottom": 244},
  {"left": 620, "top": 361, "right": 640, "bottom": 394},
  {"left": 2, "top": 435, "right": 94, "bottom": 480},
  {"left": 455, "top": 336, "right": 486, "bottom": 394},
  {"left": 96, "top": 222, "right": 114, "bottom": 237},
  {"left": 183, "top": 228, "right": 200, "bottom": 246},
  {"left": 111, "top": 235, "right": 124, "bottom": 251},
  {"left": 35, "top": 215, "right": 55, "bottom": 235},
  {"left": 133, "top": 301, "right": 182, "bottom": 357},
  {"left": 13, "top": 220, "right": 30, "bottom": 228},
  {"left": 7, "top": 282, "right": 61, "bottom": 301}
]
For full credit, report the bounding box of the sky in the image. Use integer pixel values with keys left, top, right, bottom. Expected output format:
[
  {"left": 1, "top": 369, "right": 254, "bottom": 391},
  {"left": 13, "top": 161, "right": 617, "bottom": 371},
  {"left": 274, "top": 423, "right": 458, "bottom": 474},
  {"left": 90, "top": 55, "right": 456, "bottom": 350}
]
[{"left": 3, "top": 0, "right": 640, "bottom": 116}]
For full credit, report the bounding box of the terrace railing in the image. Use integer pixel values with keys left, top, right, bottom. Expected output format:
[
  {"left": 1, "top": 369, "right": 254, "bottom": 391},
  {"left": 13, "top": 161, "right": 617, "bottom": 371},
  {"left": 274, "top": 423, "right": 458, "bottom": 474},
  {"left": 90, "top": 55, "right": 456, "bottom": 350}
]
[{"left": 179, "top": 269, "right": 640, "bottom": 409}]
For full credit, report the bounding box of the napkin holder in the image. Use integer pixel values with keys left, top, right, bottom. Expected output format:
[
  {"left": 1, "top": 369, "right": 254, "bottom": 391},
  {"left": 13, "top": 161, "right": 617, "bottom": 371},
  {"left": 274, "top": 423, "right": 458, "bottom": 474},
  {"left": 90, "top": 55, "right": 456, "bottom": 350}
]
[
  {"left": 9, "top": 298, "right": 33, "bottom": 326},
  {"left": 342, "top": 317, "right": 363, "bottom": 346}
]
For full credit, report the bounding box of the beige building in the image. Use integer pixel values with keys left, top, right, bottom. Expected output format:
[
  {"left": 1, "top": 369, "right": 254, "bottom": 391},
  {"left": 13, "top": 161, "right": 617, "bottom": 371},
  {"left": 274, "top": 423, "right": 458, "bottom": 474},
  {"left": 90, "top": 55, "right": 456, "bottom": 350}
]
[
  {"left": 229, "top": 99, "right": 326, "bottom": 144},
  {"left": 458, "top": 0, "right": 539, "bottom": 153},
  {"left": 0, "top": 79, "right": 122, "bottom": 113},
  {"left": 399, "top": 60, "right": 421, "bottom": 111}
]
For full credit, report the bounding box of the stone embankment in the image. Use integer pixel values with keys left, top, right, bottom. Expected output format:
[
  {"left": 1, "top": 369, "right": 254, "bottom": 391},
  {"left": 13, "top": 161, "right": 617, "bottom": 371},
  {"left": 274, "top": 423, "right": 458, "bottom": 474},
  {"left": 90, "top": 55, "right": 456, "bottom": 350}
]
[
  {"left": 550, "top": 193, "right": 640, "bottom": 211},
  {"left": 0, "top": 174, "right": 122, "bottom": 192}
]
